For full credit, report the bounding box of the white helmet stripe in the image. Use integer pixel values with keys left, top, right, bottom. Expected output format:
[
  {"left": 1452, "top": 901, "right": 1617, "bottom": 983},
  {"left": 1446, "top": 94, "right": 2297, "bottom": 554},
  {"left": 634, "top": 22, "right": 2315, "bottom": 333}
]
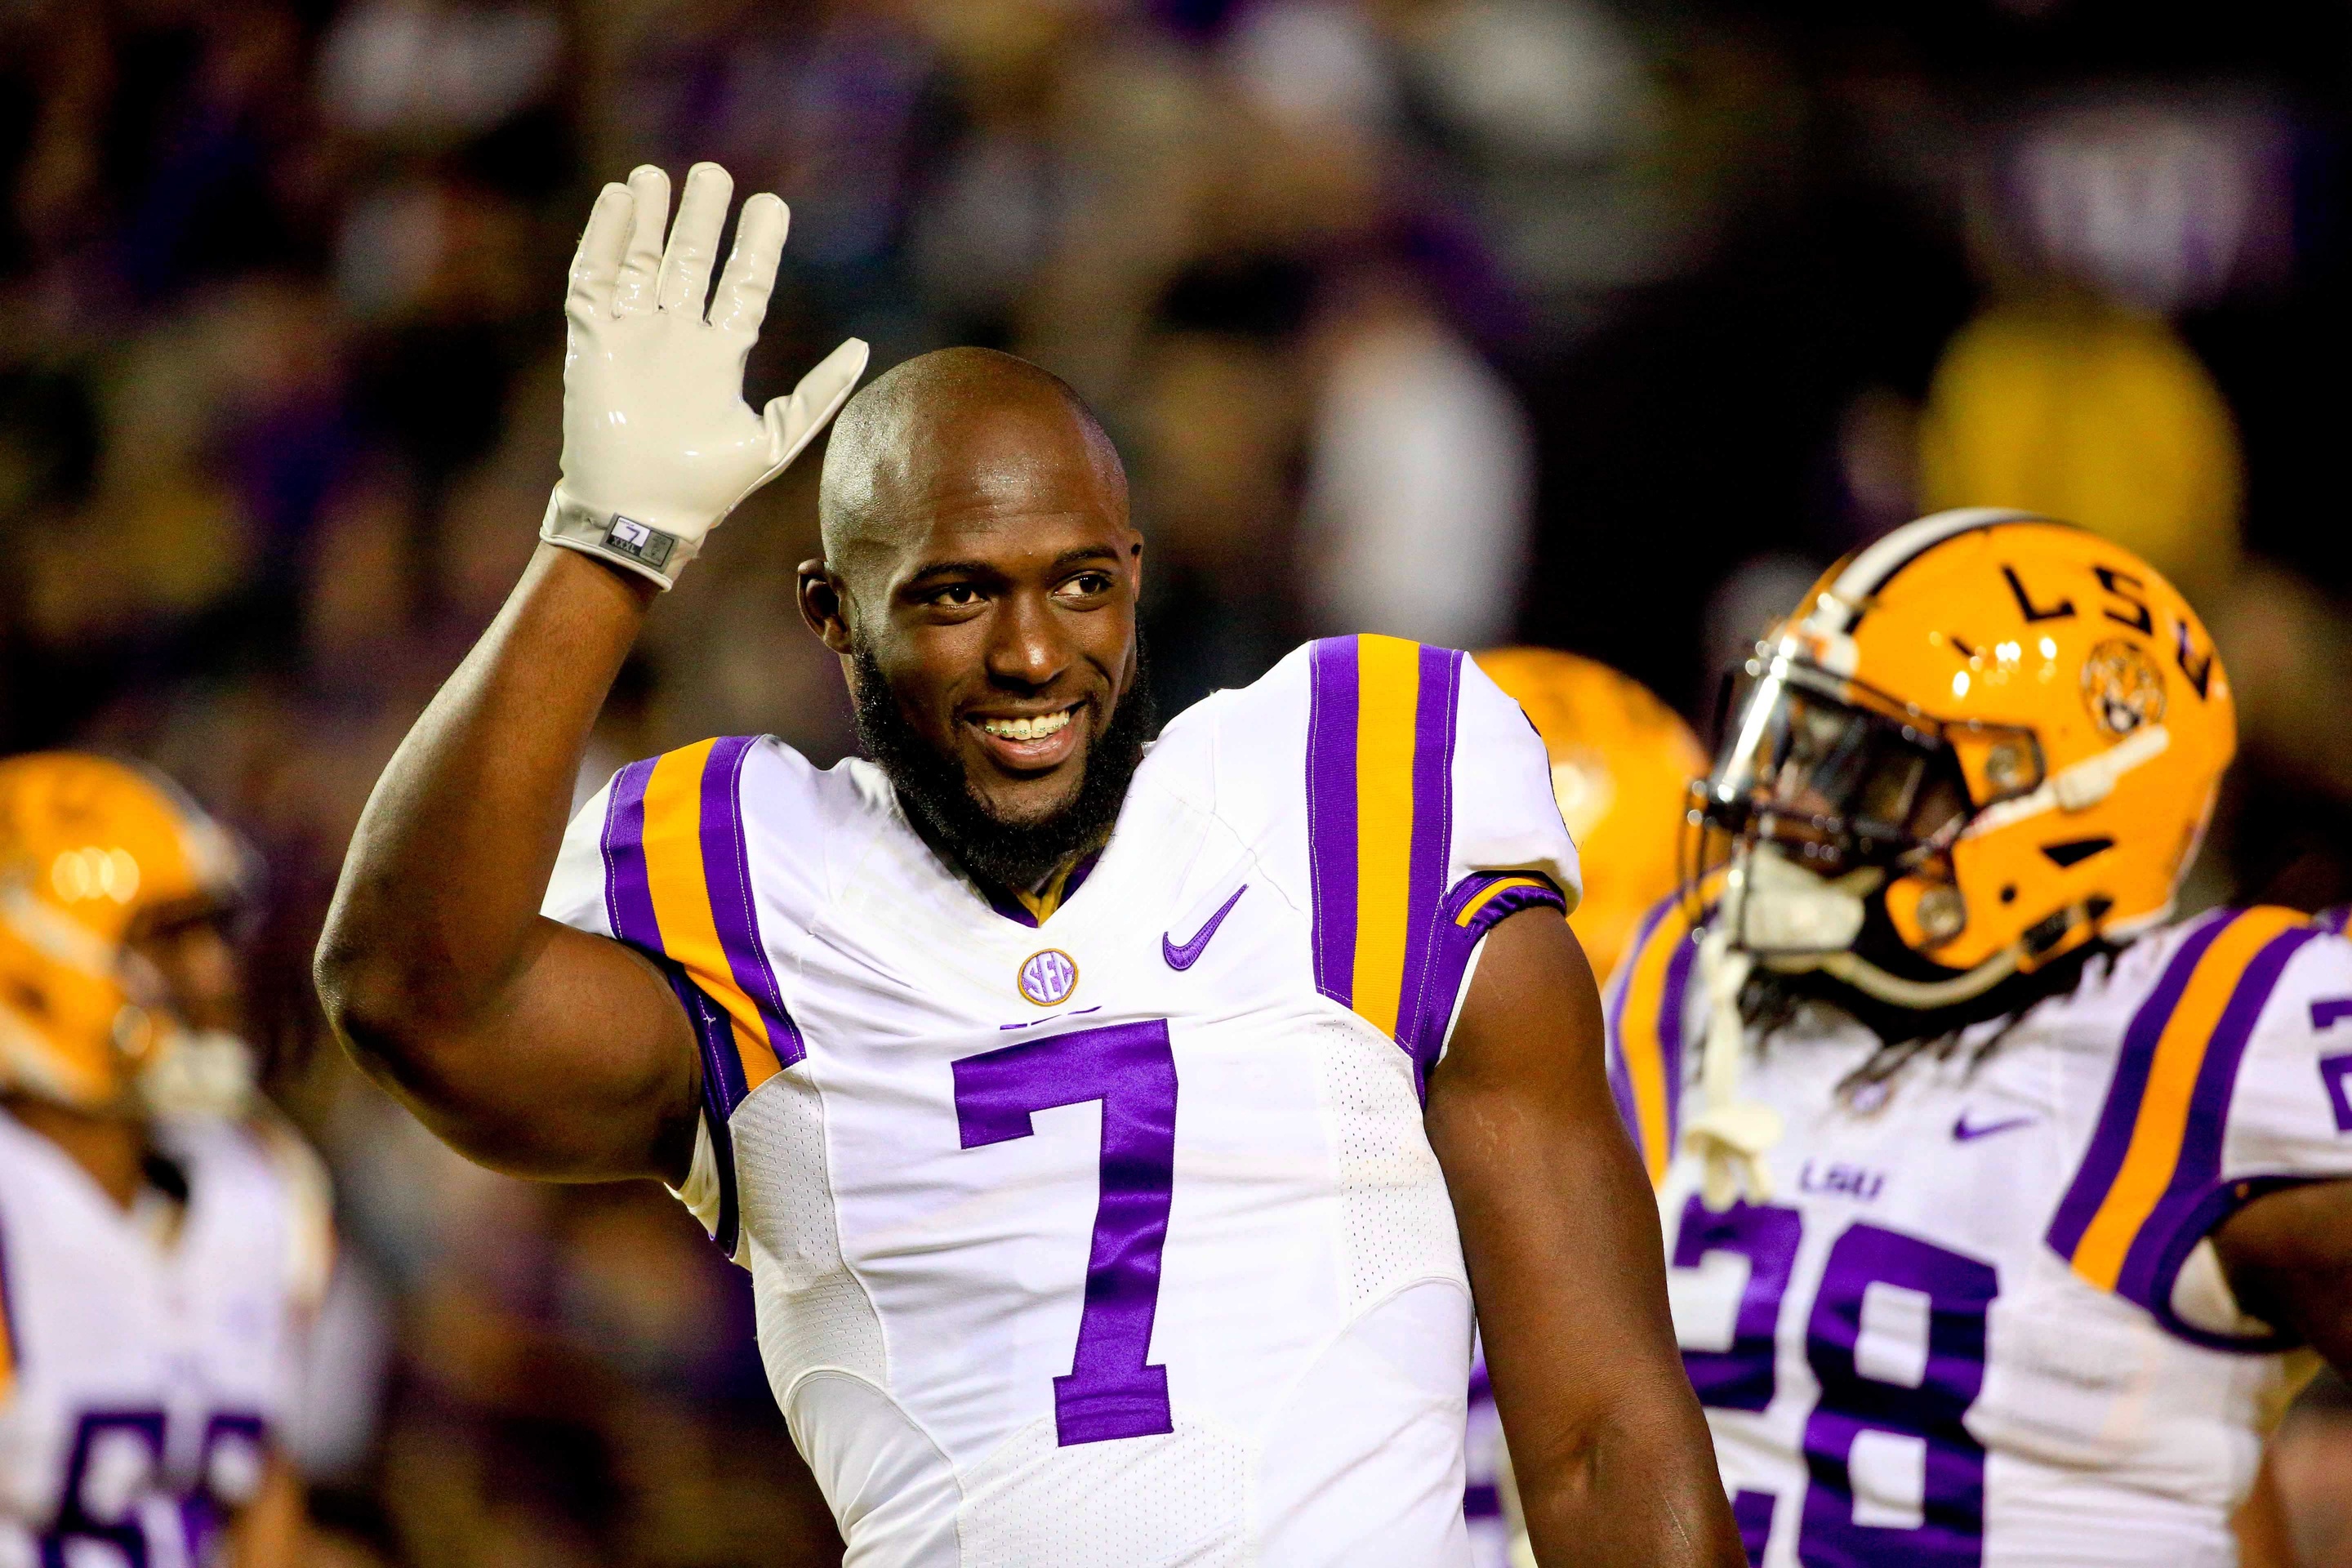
[{"left": 1814, "top": 508, "right": 2047, "bottom": 630}]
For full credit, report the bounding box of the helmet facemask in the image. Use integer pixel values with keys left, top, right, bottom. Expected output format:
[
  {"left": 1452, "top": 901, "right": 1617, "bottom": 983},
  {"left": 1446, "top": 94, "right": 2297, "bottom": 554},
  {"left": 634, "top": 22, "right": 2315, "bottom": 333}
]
[{"left": 1695, "top": 639, "right": 2069, "bottom": 1008}]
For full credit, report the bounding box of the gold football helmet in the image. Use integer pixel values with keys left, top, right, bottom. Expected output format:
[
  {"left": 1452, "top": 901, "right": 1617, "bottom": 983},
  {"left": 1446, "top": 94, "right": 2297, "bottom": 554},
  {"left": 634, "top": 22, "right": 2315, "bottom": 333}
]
[
  {"left": 1698, "top": 508, "right": 2234, "bottom": 1005},
  {"left": 0, "top": 753, "right": 247, "bottom": 1112},
  {"left": 1472, "top": 648, "right": 1708, "bottom": 980}
]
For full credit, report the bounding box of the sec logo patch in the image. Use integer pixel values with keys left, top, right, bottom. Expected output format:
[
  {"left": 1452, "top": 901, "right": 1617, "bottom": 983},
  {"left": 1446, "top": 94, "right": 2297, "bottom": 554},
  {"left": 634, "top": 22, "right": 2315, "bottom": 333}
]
[{"left": 1018, "top": 949, "right": 1079, "bottom": 1007}]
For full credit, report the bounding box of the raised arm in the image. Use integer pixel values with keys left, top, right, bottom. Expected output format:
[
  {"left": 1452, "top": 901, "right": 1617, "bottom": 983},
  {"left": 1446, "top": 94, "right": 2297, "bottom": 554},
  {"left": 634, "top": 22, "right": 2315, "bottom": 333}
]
[
  {"left": 1428, "top": 909, "right": 1742, "bottom": 1567},
  {"left": 314, "top": 163, "right": 865, "bottom": 1183}
]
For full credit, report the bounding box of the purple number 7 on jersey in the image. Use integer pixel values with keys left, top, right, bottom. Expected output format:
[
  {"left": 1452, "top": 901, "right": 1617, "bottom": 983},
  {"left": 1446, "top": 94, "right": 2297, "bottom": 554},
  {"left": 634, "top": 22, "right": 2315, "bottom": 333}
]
[{"left": 954, "top": 1019, "right": 1178, "bottom": 1446}]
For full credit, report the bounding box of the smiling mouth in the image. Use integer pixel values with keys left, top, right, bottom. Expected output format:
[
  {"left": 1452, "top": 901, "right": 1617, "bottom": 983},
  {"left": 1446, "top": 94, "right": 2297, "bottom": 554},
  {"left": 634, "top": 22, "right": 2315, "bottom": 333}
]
[{"left": 977, "top": 707, "right": 1076, "bottom": 742}]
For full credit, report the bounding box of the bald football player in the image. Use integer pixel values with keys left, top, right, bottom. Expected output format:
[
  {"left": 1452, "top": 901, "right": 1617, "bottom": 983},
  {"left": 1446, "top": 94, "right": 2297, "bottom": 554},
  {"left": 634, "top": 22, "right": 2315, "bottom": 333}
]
[{"left": 317, "top": 163, "right": 1740, "bottom": 1566}]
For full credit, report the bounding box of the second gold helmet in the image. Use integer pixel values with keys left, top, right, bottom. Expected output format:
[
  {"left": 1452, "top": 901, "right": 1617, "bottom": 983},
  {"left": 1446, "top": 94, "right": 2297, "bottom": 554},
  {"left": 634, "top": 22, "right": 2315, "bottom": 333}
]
[
  {"left": 1697, "top": 509, "right": 2234, "bottom": 1005},
  {"left": 1472, "top": 648, "right": 1707, "bottom": 981},
  {"left": 0, "top": 753, "right": 247, "bottom": 1111}
]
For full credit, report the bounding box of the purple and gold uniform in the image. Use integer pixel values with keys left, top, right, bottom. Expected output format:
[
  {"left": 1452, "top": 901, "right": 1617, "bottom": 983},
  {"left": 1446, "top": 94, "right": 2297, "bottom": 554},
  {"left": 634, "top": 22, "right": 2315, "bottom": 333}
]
[
  {"left": 0, "top": 1115, "right": 328, "bottom": 1566},
  {"left": 0, "top": 754, "right": 327, "bottom": 1566},
  {"left": 1612, "top": 897, "right": 2352, "bottom": 1568},
  {"left": 543, "top": 637, "right": 1581, "bottom": 1567}
]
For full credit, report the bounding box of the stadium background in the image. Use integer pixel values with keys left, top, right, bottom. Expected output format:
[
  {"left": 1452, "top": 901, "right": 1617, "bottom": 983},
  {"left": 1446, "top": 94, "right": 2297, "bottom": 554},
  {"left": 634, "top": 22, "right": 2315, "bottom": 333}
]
[{"left": 2, "top": 0, "right": 2350, "bottom": 1562}]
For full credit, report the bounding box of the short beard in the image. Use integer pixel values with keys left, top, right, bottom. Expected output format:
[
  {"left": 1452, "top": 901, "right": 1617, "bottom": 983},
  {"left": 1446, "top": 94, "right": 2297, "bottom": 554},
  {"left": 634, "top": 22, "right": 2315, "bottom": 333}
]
[{"left": 849, "top": 640, "right": 1155, "bottom": 893}]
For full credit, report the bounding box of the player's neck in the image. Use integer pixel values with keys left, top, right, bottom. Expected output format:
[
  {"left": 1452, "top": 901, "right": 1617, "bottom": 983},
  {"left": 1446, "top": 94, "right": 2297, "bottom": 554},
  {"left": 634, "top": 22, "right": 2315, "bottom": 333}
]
[{"left": 5, "top": 1094, "right": 149, "bottom": 1209}]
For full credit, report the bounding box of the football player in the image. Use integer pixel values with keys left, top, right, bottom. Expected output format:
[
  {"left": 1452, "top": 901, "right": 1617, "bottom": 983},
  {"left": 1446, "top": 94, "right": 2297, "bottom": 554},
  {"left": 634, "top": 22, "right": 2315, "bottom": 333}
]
[
  {"left": 1472, "top": 648, "right": 1708, "bottom": 984},
  {"left": 1607, "top": 509, "right": 2352, "bottom": 1566},
  {"left": 0, "top": 753, "right": 328, "bottom": 1566},
  {"left": 1461, "top": 648, "right": 1709, "bottom": 1563},
  {"left": 314, "top": 162, "right": 1743, "bottom": 1565}
]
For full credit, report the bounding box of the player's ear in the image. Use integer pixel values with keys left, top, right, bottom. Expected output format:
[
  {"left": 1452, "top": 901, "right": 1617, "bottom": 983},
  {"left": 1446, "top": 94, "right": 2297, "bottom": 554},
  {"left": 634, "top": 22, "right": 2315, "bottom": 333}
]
[{"left": 797, "top": 560, "right": 855, "bottom": 654}]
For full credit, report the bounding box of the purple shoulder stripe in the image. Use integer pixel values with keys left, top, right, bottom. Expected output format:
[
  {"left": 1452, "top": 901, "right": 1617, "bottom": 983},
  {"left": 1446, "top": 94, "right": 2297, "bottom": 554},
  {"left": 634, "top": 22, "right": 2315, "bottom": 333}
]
[
  {"left": 2112, "top": 920, "right": 2324, "bottom": 1345},
  {"left": 601, "top": 759, "right": 661, "bottom": 950},
  {"left": 1307, "top": 639, "right": 1361, "bottom": 1008},
  {"left": 1656, "top": 918, "right": 1699, "bottom": 1154},
  {"left": 698, "top": 737, "right": 805, "bottom": 1068},
  {"left": 0, "top": 1205, "right": 18, "bottom": 1371},
  {"left": 1395, "top": 645, "right": 1463, "bottom": 1054},
  {"left": 2045, "top": 909, "right": 2234, "bottom": 1260},
  {"left": 1603, "top": 899, "right": 1674, "bottom": 1147}
]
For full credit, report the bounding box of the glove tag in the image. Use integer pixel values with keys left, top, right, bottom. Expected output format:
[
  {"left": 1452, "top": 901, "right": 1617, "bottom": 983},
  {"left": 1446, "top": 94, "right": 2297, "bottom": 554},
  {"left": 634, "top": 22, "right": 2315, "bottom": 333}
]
[
  {"left": 540, "top": 490, "right": 692, "bottom": 589},
  {"left": 604, "top": 514, "right": 678, "bottom": 571}
]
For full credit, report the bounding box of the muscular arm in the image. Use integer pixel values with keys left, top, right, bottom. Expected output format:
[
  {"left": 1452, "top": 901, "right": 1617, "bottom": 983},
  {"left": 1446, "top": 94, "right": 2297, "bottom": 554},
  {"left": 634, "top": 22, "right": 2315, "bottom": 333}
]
[
  {"left": 1427, "top": 910, "right": 1742, "bottom": 1567},
  {"left": 2213, "top": 1178, "right": 2352, "bottom": 1371},
  {"left": 314, "top": 544, "right": 701, "bottom": 1183},
  {"left": 316, "top": 163, "right": 860, "bottom": 1185}
]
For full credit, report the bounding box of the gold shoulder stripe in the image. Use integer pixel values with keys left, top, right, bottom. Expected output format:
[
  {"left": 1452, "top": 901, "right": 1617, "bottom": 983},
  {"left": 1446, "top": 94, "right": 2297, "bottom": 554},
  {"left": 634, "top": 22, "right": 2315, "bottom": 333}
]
[{"left": 2066, "top": 906, "right": 2308, "bottom": 1290}]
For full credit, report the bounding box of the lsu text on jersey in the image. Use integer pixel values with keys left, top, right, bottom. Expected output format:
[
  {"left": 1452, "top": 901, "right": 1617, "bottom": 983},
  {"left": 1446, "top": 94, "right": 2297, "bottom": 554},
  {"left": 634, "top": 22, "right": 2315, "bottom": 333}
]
[{"left": 1610, "top": 898, "right": 2352, "bottom": 1567}]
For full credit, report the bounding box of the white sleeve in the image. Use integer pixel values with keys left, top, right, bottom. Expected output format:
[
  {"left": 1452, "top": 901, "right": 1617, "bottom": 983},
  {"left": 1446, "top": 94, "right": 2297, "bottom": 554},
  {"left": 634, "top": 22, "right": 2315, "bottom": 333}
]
[
  {"left": 2221, "top": 924, "right": 2352, "bottom": 1185},
  {"left": 541, "top": 778, "right": 617, "bottom": 937},
  {"left": 2061, "top": 912, "right": 2352, "bottom": 1346},
  {"left": 1447, "top": 653, "right": 1581, "bottom": 911}
]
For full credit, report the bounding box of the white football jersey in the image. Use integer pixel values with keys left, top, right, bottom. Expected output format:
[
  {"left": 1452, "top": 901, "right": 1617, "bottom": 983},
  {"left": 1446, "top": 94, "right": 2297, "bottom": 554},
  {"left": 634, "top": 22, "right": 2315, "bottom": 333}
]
[
  {"left": 544, "top": 636, "right": 1580, "bottom": 1567},
  {"left": 0, "top": 1111, "right": 330, "bottom": 1566},
  {"left": 1606, "top": 898, "right": 2352, "bottom": 1568}
]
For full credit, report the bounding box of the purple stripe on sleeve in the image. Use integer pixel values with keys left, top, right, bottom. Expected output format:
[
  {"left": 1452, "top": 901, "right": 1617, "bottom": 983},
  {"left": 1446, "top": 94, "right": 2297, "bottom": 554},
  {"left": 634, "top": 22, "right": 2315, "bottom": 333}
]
[
  {"left": 697, "top": 736, "right": 805, "bottom": 1068},
  {"left": 1659, "top": 917, "right": 1700, "bottom": 1152},
  {"left": 2112, "top": 923, "right": 2323, "bottom": 1313},
  {"left": 1395, "top": 644, "right": 1463, "bottom": 1050},
  {"left": 1306, "top": 638, "right": 1361, "bottom": 1008},
  {"left": 2117, "top": 1174, "right": 2323, "bottom": 1352},
  {"left": 1401, "top": 871, "right": 1567, "bottom": 1097},
  {"left": 0, "top": 1207, "right": 18, "bottom": 1371},
  {"left": 1603, "top": 897, "right": 1677, "bottom": 1156},
  {"left": 2045, "top": 909, "right": 2237, "bottom": 1262},
  {"left": 600, "top": 759, "right": 662, "bottom": 951},
  {"left": 679, "top": 972, "right": 746, "bottom": 1259}
]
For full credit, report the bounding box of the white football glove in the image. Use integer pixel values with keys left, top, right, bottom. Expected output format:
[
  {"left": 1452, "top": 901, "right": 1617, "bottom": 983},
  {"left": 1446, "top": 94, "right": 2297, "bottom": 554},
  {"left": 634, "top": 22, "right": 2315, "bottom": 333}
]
[{"left": 541, "top": 162, "right": 869, "bottom": 588}]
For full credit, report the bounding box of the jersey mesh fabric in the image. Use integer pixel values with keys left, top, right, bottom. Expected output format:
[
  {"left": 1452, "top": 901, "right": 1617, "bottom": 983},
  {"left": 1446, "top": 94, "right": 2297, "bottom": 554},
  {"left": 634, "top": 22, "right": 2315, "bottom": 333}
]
[
  {"left": 1313, "top": 1015, "right": 1466, "bottom": 1308},
  {"left": 735, "top": 1073, "right": 888, "bottom": 1392},
  {"left": 957, "top": 1414, "right": 1251, "bottom": 1567}
]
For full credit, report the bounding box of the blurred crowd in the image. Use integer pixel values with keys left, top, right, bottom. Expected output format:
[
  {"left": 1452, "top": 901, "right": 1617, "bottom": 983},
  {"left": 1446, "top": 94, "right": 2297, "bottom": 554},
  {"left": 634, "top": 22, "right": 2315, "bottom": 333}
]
[{"left": 5, "top": 0, "right": 2352, "bottom": 1564}]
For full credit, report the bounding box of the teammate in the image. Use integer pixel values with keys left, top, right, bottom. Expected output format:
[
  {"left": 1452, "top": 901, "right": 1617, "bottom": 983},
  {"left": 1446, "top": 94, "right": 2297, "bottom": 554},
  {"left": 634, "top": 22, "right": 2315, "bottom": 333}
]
[
  {"left": 1460, "top": 648, "right": 1709, "bottom": 1564},
  {"left": 1607, "top": 509, "right": 2352, "bottom": 1566},
  {"left": 1472, "top": 648, "right": 1708, "bottom": 983},
  {"left": 0, "top": 753, "right": 328, "bottom": 1566},
  {"left": 314, "top": 161, "right": 1741, "bottom": 1566}
]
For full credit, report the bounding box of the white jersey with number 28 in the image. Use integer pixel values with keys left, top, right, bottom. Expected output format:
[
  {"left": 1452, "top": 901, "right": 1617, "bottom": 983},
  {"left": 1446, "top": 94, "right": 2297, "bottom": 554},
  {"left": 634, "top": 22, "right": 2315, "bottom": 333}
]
[{"left": 1607, "top": 898, "right": 2352, "bottom": 1568}]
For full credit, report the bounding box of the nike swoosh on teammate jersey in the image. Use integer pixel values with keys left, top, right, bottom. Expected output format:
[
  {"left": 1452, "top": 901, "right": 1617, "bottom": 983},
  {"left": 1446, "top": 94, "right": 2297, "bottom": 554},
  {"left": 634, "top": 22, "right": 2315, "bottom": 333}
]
[
  {"left": 1163, "top": 884, "right": 1247, "bottom": 970},
  {"left": 1951, "top": 1111, "right": 2036, "bottom": 1143}
]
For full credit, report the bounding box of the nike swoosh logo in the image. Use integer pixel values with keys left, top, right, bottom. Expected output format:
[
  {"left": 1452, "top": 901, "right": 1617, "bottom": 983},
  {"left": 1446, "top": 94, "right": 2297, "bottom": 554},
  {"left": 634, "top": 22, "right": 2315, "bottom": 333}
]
[
  {"left": 1163, "top": 884, "right": 1247, "bottom": 971},
  {"left": 1952, "top": 1111, "right": 2036, "bottom": 1143}
]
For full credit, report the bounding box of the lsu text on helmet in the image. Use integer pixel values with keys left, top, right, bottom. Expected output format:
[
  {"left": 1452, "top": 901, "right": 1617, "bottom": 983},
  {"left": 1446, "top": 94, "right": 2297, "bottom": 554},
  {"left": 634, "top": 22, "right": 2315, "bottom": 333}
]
[
  {"left": 0, "top": 753, "right": 248, "bottom": 1112},
  {"left": 1696, "top": 508, "right": 2233, "bottom": 1009},
  {"left": 1472, "top": 648, "right": 1707, "bottom": 981}
]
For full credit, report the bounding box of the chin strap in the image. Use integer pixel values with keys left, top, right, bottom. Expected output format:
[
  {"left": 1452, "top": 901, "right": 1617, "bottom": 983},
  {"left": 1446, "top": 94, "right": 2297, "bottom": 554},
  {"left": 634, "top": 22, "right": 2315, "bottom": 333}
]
[
  {"left": 1680, "top": 927, "right": 1783, "bottom": 1211},
  {"left": 1809, "top": 945, "right": 2020, "bottom": 1008}
]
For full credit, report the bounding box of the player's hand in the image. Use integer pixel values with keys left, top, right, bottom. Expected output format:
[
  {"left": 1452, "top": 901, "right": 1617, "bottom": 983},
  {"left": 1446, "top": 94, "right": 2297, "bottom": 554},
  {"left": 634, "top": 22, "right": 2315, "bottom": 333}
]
[{"left": 541, "top": 162, "right": 868, "bottom": 588}]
